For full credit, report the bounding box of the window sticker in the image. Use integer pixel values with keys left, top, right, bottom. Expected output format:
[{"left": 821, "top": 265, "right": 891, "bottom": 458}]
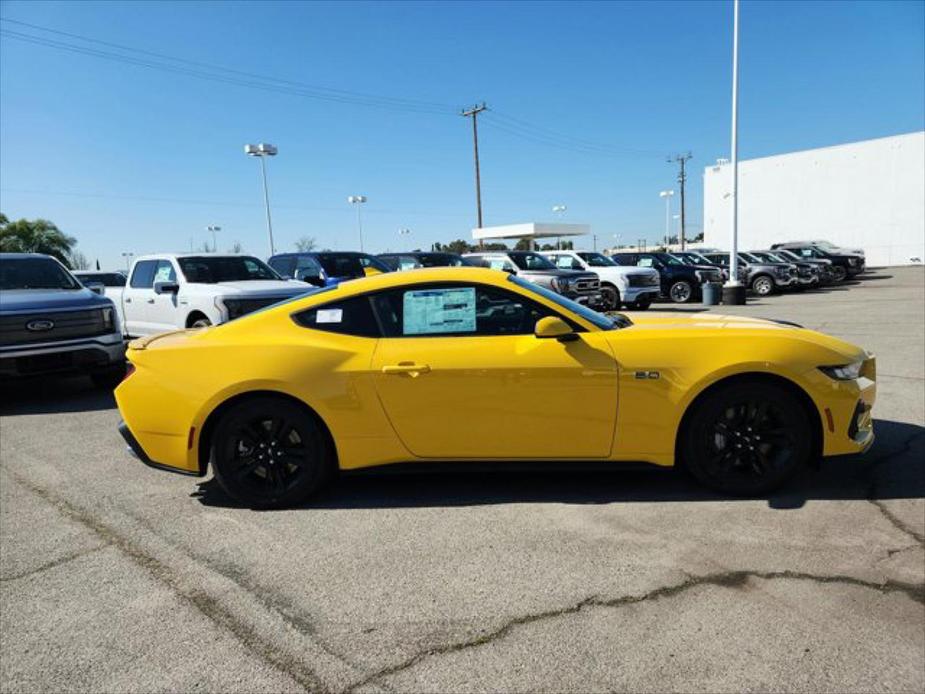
[
  {"left": 154, "top": 264, "right": 174, "bottom": 282},
  {"left": 316, "top": 308, "right": 343, "bottom": 323},
  {"left": 403, "top": 287, "right": 476, "bottom": 335},
  {"left": 399, "top": 260, "right": 419, "bottom": 271},
  {"left": 489, "top": 259, "right": 508, "bottom": 271}
]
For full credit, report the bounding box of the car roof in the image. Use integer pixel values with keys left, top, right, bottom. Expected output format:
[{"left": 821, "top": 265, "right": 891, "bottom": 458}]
[
  {"left": 0, "top": 252, "right": 59, "bottom": 260},
  {"left": 133, "top": 253, "right": 255, "bottom": 261}
]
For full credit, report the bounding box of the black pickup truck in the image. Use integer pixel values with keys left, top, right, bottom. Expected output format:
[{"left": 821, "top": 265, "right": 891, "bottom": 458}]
[
  {"left": 610, "top": 251, "right": 723, "bottom": 303},
  {"left": 770, "top": 243, "right": 864, "bottom": 282}
]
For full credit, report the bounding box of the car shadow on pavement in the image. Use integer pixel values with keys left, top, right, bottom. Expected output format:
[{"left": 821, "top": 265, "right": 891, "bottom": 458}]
[
  {"left": 193, "top": 418, "right": 924, "bottom": 511},
  {"left": 0, "top": 376, "right": 115, "bottom": 415}
]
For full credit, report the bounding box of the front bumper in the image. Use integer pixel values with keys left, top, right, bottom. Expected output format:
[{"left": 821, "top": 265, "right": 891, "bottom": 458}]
[
  {"left": 774, "top": 275, "right": 798, "bottom": 287},
  {"left": 623, "top": 286, "right": 661, "bottom": 303},
  {"left": 567, "top": 291, "right": 605, "bottom": 307},
  {"left": 818, "top": 356, "right": 877, "bottom": 457},
  {"left": 0, "top": 334, "right": 125, "bottom": 378}
]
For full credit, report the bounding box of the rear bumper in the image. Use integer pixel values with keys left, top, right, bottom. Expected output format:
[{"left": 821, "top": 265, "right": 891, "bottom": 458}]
[{"left": 118, "top": 421, "right": 202, "bottom": 477}]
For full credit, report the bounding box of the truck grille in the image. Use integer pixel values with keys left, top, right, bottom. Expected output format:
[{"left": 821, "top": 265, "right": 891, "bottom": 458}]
[
  {"left": 0, "top": 309, "right": 110, "bottom": 347},
  {"left": 628, "top": 274, "right": 659, "bottom": 288},
  {"left": 574, "top": 277, "right": 600, "bottom": 292}
]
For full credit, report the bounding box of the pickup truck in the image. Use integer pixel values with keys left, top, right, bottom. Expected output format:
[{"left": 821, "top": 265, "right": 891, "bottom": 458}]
[
  {"left": 0, "top": 253, "right": 125, "bottom": 386},
  {"left": 540, "top": 250, "right": 660, "bottom": 310},
  {"left": 119, "top": 254, "right": 310, "bottom": 337},
  {"left": 462, "top": 251, "right": 604, "bottom": 308},
  {"left": 610, "top": 251, "right": 723, "bottom": 303}
]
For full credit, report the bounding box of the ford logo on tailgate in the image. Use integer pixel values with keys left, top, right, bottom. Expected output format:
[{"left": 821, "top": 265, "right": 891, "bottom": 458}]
[{"left": 26, "top": 319, "right": 55, "bottom": 332}]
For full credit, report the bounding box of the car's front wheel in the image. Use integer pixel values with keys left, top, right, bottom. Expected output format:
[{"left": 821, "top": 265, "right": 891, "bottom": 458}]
[
  {"left": 680, "top": 380, "right": 812, "bottom": 495},
  {"left": 600, "top": 284, "right": 620, "bottom": 311},
  {"left": 751, "top": 275, "right": 775, "bottom": 296},
  {"left": 668, "top": 280, "right": 693, "bottom": 303},
  {"left": 831, "top": 266, "right": 848, "bottom": 282},
  {"left": 211, "top": 396, "right": 334, "bottom": 508}
]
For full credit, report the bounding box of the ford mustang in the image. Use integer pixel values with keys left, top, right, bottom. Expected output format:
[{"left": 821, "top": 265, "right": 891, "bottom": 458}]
[{"left": 115, "top": 267, "right": 875, "bottom": 508}]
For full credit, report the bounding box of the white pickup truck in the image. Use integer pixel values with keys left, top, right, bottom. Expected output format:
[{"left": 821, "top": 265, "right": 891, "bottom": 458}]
[
  {"left": 119, "top": 253, "right": 311, "bottom": 337},
  {"left": 541, "top": 250, "right": 661, "bottom": 310}
]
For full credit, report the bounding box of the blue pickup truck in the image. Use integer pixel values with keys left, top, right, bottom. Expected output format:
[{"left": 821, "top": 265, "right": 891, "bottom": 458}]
[{"left": 0, "top": 253, "right": 126, "bottom": 387}]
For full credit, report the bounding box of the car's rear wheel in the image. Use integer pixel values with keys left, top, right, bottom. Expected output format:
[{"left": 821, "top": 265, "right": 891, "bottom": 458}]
[
  {"left": 669, "top": 280, "right": 693, "bottom": 303},
  {"left": 680, "top": 381, "right": 812, "bottom": 495},
  {"left": 211, "top": 397, "right": 333, "bottom": 508},
  {"left": 751, "top": 275, "right": 774, "bottom": 296},
  {"left": 600, "top": 284, "right": 620, "bottom": 311}
]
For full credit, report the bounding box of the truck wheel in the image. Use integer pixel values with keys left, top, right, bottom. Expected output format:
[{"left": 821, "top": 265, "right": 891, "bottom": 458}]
[
  {"left": 669, "top": 280, "right": 693, "bottom": 303},
  {"left": 600, "top": 284, "right": 620, "bottom": 310},
  {"left": 831, "top": 266, "right": 848, "bottom": 282},
  {"left": 751, "top": 275, "right": 774, "bottom": 296},
  {"left": 211, "top": 397, "right": 334, "bottom": 508},
  {"left": 90, "top": 363, "right": 126, "bottom": 391},
  {"left": 628, "top": 298, "right": 652, "bottom": 310},
  {"left": 190, "top": 317, "right": 212, "bottom": 328}
]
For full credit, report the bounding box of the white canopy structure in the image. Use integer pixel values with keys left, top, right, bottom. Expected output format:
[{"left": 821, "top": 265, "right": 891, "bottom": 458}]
[{"left": 471, "top": 222, "right": 590, "bottom": 249}]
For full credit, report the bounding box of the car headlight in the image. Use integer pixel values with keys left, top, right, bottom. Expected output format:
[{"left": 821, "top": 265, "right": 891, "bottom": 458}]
[
  {"left": 217, "top": 297, "right": 246, "bottom": 320},
  {"left": 848, "top": 258, "right": 858, "bottom": 266},
  {"left": 819, "top": 361, "right": 864, "bottom": 381},
  {"left": 694, "top": 270, "right": 704, "bottom": 281},
  {"left": 101, "top": 307, "right": 114, "bottom": 330}
]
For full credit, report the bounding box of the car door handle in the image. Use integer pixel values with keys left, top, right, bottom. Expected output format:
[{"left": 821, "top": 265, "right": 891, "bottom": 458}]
[
  {"left": 147, "top": 299, "right": 155, "bottom": 304},
  {"left": 381, "top": 363, "right": 431, "bottom": 376},
  {"left": 125, "top": 298, "right": 132, "bottom": 303}
]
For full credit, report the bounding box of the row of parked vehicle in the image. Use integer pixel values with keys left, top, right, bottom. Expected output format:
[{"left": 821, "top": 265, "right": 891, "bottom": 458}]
[{"left": 0, "top": 239, "right": 866, "bottom": 384}]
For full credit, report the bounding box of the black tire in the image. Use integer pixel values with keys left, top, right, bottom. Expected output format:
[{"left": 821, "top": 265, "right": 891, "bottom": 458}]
[
  {"left": 600, "top": 284, "right": 621, "bottom": 311},
  {"left": 831, "top": 266, "right": 848, "bottom": 282},
  {"left": 628, "top": 298, "right": 652, "bottom": 310},
  {"left": 668, "top": 280, "right": 694, "bottom": 303},
  {"left": 90, "top": 363, "right": 126, "bottom": 390},
  {"left": 211, "top": 396, "right": 333, "bottom": 508},
  {"left": 680, "top": 381, "right": 812, "bottom": 495},
  {"left": 751, "top": 275, "right": 775, "bottom": 296},
  {"left": 190, "top": 316, "right": 212, "bottom": 328}
]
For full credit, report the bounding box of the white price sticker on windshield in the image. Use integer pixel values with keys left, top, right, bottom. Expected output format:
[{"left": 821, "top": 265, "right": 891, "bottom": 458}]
[{"left": 316, "top": 308, "right": 343, "bottom": 324}]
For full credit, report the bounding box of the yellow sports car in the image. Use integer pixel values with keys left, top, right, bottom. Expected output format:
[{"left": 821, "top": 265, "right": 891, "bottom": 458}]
[{"left": 115, "top": 267, "right": 875, "bottom": 508}]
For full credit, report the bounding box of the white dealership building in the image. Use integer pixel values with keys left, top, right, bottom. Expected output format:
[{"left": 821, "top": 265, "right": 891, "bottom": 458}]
[{"left": 702, "top": 131, "right": 925, "bottom": 267}]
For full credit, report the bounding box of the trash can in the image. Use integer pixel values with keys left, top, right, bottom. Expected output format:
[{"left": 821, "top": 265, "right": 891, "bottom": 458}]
[{"left": 702, "top": 281, "right": 722, "bottom": 306}]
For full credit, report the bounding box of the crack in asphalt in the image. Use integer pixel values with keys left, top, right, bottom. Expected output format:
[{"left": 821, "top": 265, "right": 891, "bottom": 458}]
[
  {"left": 2, "top": 468, "right": 329, "bottom": 693},
  {"left": 345, "top": 569, "right": 925, "bottom": 691},
  {"left": 0, "top": 542, "right": 112, "bottom": 583},
  {"left": 859, "top": 430, "right": 925, "bottom": 546}
]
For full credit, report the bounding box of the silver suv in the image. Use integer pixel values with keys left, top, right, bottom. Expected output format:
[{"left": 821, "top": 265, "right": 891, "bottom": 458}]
[{"left": 463, "top": 251, "right": 604, "bottom": 307}]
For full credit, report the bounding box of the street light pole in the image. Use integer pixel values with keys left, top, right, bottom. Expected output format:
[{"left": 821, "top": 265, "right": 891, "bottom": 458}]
[
  {"left": 244, "top": 143, "right": 278, "bottom": 257},
  {"left": 121, "top": 252, "right": 133, "bottom": 274},
  {"left": 659, "top": 190, "right": 674, "bottom": 249},
  {"left": 724, "top": 0, "right": 746, "bottom": 304},
  {"left": 348, "top": 195, "right": 367, "bottom": 251},
  {"left": 552, "top": 204, "right": 566, "bottom": 249}
]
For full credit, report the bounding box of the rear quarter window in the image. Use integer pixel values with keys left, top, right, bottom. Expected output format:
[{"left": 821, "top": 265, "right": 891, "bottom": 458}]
[{"left": 292, "top": 296, "right": 380, "bottom": 337}]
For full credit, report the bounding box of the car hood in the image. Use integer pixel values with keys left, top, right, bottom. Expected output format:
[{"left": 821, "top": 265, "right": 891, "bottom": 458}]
[
  {"left": 520, "top": 269, "right": 597, "bottom": 279},
  {"left": 620, "top": 312, "right": 865, "bottom": 360},
  {"left": 0, "top": 288, "right": 112, "bottom": 314},
  {"left": 209, "top": 280, "right": 310, "bottom": 296}
]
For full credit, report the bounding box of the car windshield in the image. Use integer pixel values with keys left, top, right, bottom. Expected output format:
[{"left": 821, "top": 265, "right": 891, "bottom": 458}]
[
  {"left": 0, "top": 257, "right": 81, "bottom": 290},
  {"left": 510, "top": 252, "right": 557, "bottom": 271},
  {"left": 576, "top": 252, "right": 617, "bottom": 267},
  {"left": 177, "top": 256, "right": 280, "bottom": 283},
  {"left": 507, "top": 274, "right": 630, "bottom": 330},
  {"left": 316, "top": 253, "right": 390, "bottom": 277}
]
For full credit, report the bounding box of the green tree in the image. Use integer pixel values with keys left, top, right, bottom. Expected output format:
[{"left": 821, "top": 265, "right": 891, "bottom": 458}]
[
  {"left": 294, "top": 236, "right": 317, "bottom": 252},
  {"left": 0, "top": 215, "right": 77, "bottom": 267},
  {"left": 444, "top": 239, "right": 472, "bottom": 255}
]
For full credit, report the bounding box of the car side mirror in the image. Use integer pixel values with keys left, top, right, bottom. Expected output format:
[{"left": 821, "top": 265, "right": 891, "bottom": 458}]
[
  {"left": 84, "top": 281, "right": 105, "bottom": 295},
  {"left": 294, "top": 268, "right": 323, "bottom": 284},
  {"left": 154, "top": 280, "right": 179, "bottom": 295},
  {"left": 535, "top": 316, "right": 578, "bottom": 342}
]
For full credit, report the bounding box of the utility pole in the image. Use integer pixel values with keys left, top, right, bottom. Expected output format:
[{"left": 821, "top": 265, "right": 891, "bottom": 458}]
[
  {"left": 461, "top": 103, "right": 487, "bottom": 244},
  {"left": 669, "top": 152, "right": 693, "bottom": 250}
]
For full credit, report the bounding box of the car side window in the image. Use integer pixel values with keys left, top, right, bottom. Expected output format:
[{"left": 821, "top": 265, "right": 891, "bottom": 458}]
[
  {"left": 153, "top": 260, "right": 176, "bottom": 283},
  {"left": 292, "top": 296, "right": 380, "bottom": 337},
  {"left": 370, "top": 284, "right": 562, "bottom": 338},
  {"left": 270, "top": 257, "right": 295, "bottom": 277},
  {"left": 130, "top": 260, "right": 158, "bottom": 288}
]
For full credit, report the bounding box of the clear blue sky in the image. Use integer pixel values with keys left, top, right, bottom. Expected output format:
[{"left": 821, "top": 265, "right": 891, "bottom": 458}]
[{"left": 1, "top": 0, "right": 923, "bottom": 269}]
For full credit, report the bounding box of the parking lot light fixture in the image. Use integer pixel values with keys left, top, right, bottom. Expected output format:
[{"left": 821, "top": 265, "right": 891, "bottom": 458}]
[
  {"left": 244, "top": 143, "right": 278, "bottom": 257},
  {"left": 348, "top": 195, "right": 367, "bottom": 251},
  {"left": 398, "top": 228, "right": 412, "bottom": 245},
  {"left": 120, "top": 252, "right": 134, "bottom": 274},
  {"left": 207, "top": 225, "right": 222, "bottom": 253}
]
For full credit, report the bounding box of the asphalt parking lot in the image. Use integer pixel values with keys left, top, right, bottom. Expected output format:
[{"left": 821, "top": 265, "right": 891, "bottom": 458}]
[{"left": 1, "top": 266, "right": 923, "bottom": 693}]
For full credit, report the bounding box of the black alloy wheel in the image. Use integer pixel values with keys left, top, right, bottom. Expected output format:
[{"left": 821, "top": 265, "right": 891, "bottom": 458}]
[
  {"left": 681, "top": 381, "right": 811, "bottom": 495},
  {"left": 669, "top": 280, "right": 693, "bottom": 303},
  {"left": 601, "top": 284, "right": 621, "bottom": 311},
  {"left": 212, "top": 397, "right": 333, "bottom": 508}
]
